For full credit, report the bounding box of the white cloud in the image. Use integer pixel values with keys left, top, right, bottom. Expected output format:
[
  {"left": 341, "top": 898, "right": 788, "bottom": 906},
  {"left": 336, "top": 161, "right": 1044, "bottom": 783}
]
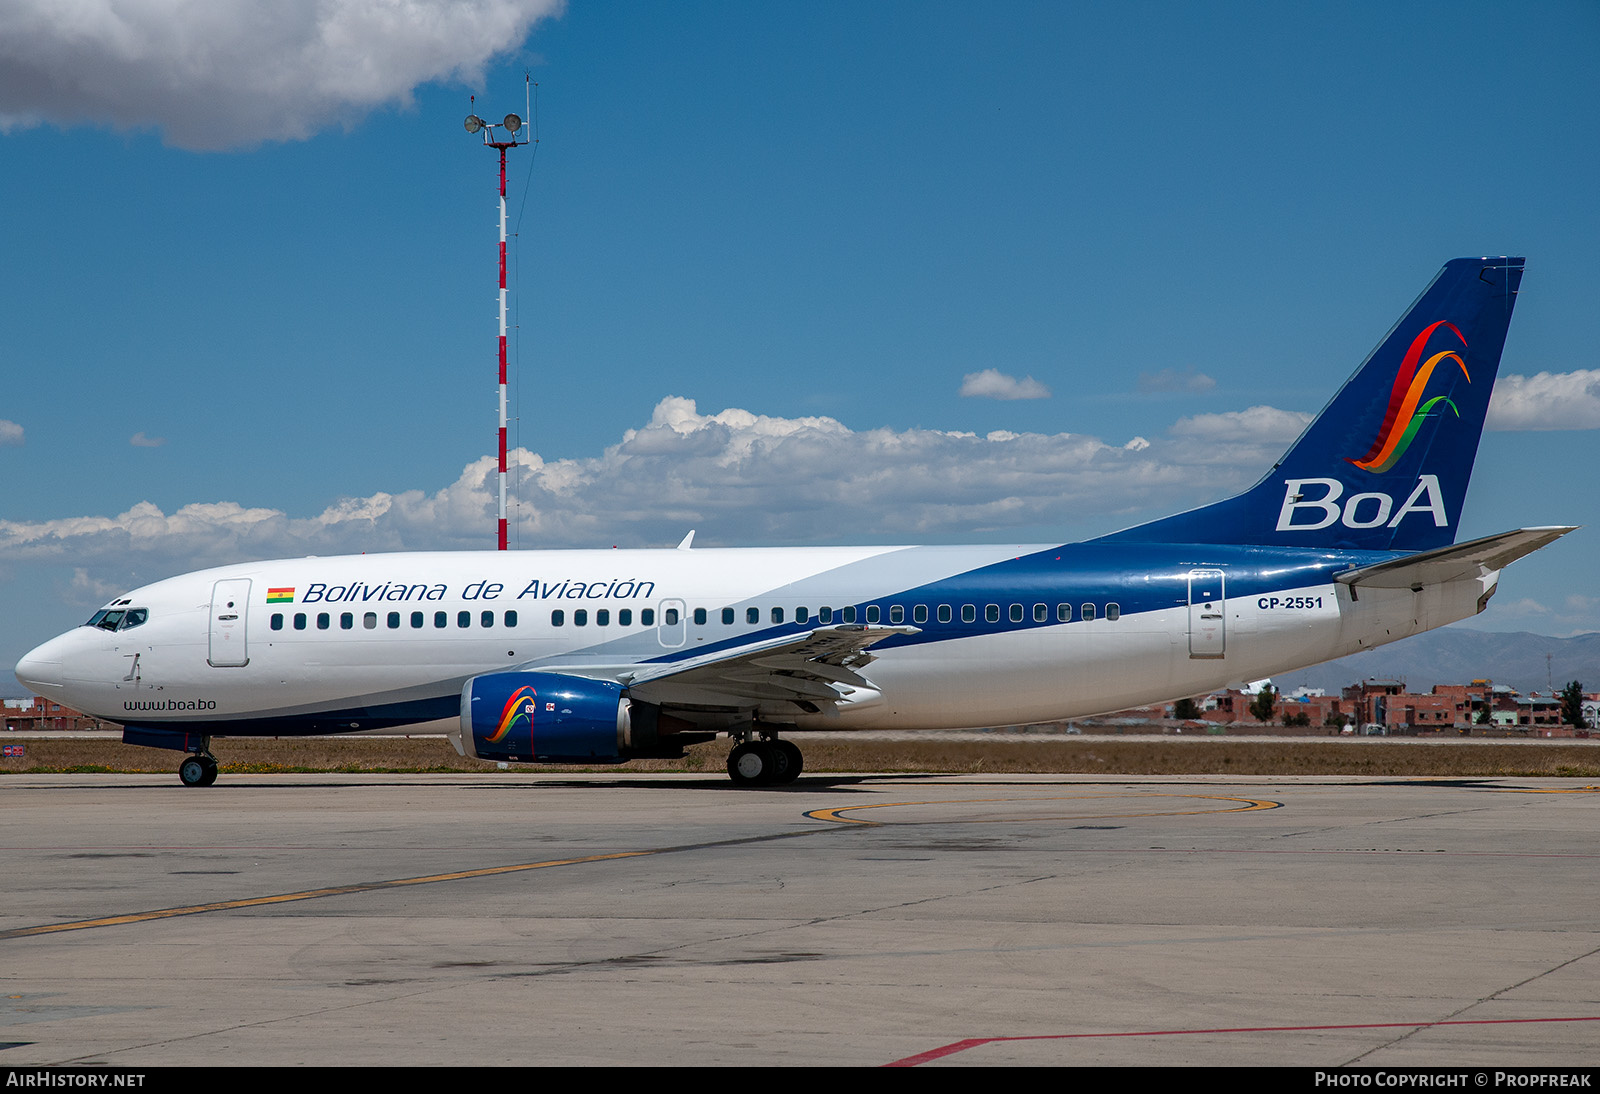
[
  {"left": 1493, "top": 597, "right": 1552, "bottom": 616},
  {"left": 0, "top": 419, "right": 21, "bottom": 446},
  {"left": 1166, "top": 405, "right": 1310, "bottom": 467},
  {"left": 1168, "top": 405, "right": 1311, "bottom": 442},
  {"left": 0, "top": 1, "right": 564, "bottom": 150},
  {"left": 1138, "top": 367, "right": 1217, "bottom": 394},
  {"left": 959, "top": 368, "right": 1051, "bottom": 400},
  {"left": 2, "top": 395, "right": 1309, "bottom": 588},
  {"left": 1487, "top": 370, "right": 1600, "bottom": 431},
  {"left": 70, "top": 567, "right": 127, "bottom": 602},
  {"left": 4, "top": 395, "right": 1368, "bottom": 637},
  {"left": 130, "top": 432, "right": 166, "bottom": 447}
]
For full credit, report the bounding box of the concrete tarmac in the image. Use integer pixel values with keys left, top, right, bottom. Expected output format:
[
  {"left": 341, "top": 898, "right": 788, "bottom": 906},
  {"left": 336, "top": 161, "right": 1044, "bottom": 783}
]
[{"left": 1, "top": 772, "right": 1597, "bottom": 1067}]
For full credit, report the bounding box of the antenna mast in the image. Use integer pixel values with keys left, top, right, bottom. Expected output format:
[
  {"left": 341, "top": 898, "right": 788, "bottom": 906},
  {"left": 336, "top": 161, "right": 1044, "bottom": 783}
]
[{"left": 464, "top": 98, "right": 530, "bottom": 550}]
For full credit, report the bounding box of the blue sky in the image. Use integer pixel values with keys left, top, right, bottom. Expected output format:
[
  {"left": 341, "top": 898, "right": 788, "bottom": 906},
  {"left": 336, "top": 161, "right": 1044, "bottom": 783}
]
[{"left": 3, "top": 0, "right": 1598, "bottom": 684}]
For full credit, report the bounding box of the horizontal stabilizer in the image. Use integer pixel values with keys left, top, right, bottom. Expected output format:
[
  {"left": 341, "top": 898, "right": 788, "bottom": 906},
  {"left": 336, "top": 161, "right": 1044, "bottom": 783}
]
[{"left": 1334, "top": 526, "right": 1576, "bottom": 590}]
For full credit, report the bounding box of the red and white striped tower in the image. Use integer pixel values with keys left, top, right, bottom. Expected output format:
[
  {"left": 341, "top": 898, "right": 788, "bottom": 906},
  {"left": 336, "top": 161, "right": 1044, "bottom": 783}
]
[{"left": 464, "top": 106, "right": 528, "bottom": 550}]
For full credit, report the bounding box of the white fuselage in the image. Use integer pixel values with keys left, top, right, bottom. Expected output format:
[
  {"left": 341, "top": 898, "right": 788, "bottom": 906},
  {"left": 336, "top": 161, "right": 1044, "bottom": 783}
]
[{"left": 16, "top": 541, "right": 1496, "bottom": 735}]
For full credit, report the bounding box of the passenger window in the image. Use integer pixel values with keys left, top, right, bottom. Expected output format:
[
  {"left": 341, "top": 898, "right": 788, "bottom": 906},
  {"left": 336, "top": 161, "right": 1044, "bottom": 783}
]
[
  {"left": 1010, "top": 604, "right": 1024, "bottom": 622},
  {"left": 387, "top": 612, "right": 401, "bottom": 629},
  {"left": 937, "top": 605, "right": 951, "bottom": 623},
  {"left": 596, "top": 609, "right": 609, "bottom": 626},
  {"left": 865, "top": 605, "right": 880, "bottom": 624},
  {"left": 1106, "top": 603, "right": 1120, "bottom": 621},
  {"left": 1034, "top": 604, "right": 1048, "bottom": 622},
  {"left": 985, "top": 604, "right": 999, "bottom": 623},
  {"left": 771, "top": 607, "right": 785, "bottom": 624},
  {"left": 619, "top": 609, "right": 632, "bottom": 626},
  {"left": 1058, "top": 603, "right": 1071, "bottom": 622},
  {"left": 914, "top": 605, "right": 929, "bottom": 624},
  {"left": 481, "top": 610, "right": 494, "bottom": 628},
  {"left": 1081, "top": 603, "right": 1096, "bottom": 622},
  {"left": 457, "top": 611, "right": 471, "bottom": 628},
  {"left": 411, "top": 611, "right": 424, "bottom": 628},
  {"left": 318, "top": 613, "right": 331, "bottom": 630},
  {"left": 843, "top": 605, "right": 857, "bottom": 624},
  {"left": 363, "top": 612, "right": 377, "bottom": 630},
  {"left": 962, "top": 605, "right": 976, "bottom": 623},
  {"left": 505, "top": 610, "right": 518, "bottom": 627},
  {"left": 889, "top": 605, "right": 904, "bottom": 624},
  {"left": 271, "top": 613, "right": 284, "bottom": 631},
  {"left": 435, "top": 611, "right": 448, "bottom": 628},
  {"left": 693, "top": 608, "right": 707, "bottom": 626},
  {"left": 552, "top": 610, "right": 565, "bottom": 626},
  {"left": 819, "top": 607, "right": 834, "bottom": 624},
  {"left": 664, "top": 608, "right": 678, "bottom": 626},
  {"left": 294, "top": 613, "right": 307, "bottom": 631},
  {"left": 722, "top": 608, "right": 735, "bottom": 625},
  {"left": 341, "top": 613, "right": 354, "bottom": 630},
  {"left": 747, "top": 607, "right": 760, "bottom": 624},
  {"left": 796, "top": 607, "right": 810, "bottom": 625},
  {"left": 642, "top": 609, "right": 655, "bottom": 626},
  {"left": 574, "top": 609, "right": 588, "bottom": 626}
]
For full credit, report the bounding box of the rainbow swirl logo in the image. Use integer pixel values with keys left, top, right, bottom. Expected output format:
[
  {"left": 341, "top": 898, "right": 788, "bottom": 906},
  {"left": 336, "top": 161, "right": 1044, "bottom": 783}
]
[
  {"left": 484, "top": 685, "right": 536, "bottom": 744},
  {"left": 1348, "top": 320, "right": 1469, "bottom": 474}
]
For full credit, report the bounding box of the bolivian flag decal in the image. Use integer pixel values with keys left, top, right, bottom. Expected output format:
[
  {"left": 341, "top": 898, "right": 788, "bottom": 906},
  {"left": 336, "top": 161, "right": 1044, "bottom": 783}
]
[{"left": 267, "top": 587, "right": 295, "bottom": 604}]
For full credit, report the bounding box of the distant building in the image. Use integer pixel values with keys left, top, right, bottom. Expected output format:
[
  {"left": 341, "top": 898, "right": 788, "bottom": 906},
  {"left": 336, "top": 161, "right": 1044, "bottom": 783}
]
[
  {"left": 1113, "top": 674, "right": 1590, "bottom": 735},
  {"left": 2, "top": 697, "right": 103, "bottom": 731}
]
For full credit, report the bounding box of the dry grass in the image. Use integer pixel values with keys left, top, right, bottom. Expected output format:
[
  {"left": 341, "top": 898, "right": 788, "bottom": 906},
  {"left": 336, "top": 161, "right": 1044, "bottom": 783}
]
[{"left": 4, "top": 734, "right": 1599, "bottom": 779}]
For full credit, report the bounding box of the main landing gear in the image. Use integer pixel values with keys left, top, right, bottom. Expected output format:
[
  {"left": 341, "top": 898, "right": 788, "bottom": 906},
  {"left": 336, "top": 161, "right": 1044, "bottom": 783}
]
[
  {"left": 178, "top": 752, "right": 219, "bottom": 788},
  {"left": 726, "top": 737, "right": 803, "bottom": 788}
]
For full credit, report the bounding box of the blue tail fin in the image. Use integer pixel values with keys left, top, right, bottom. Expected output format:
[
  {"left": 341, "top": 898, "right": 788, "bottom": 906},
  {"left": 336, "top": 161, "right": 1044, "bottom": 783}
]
[{"left": 1097, "top": 256, "right": 1524, "bottom": 551}]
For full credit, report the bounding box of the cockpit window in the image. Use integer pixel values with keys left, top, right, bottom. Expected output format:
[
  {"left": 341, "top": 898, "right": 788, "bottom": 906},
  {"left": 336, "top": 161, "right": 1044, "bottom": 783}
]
[
  {"left": 84, "top": 607, "right": 149, "bottom": 631},
  {"left": 90, "top": 610, "right": 125, "bottom": 631}
]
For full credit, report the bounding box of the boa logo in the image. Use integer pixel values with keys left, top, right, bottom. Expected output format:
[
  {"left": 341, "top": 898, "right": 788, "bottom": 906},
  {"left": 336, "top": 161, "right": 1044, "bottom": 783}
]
[
  {"left": 1276, "top": 475, "right": 1447, "bottom": 532},
  {"left": 1348, "top": 321, "right": 1469, "bottom": 474}
]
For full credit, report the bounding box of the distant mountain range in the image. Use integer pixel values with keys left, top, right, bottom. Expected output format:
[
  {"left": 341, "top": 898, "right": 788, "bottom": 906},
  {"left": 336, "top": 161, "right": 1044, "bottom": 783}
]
[{"left": 1271, "top": 628, "right": 1600, "bottom": 697}]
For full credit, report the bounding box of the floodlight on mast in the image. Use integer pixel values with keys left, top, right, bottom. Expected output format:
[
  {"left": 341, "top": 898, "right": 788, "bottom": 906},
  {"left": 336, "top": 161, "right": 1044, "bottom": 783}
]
[{"left": 463, "top": 96, "right": 533, "bottom": 551}]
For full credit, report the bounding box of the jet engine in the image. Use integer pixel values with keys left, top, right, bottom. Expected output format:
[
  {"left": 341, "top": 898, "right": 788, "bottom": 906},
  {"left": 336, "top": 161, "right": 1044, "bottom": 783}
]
[{"left": 456, "top": 671, "right": 700, "bottom": 763}]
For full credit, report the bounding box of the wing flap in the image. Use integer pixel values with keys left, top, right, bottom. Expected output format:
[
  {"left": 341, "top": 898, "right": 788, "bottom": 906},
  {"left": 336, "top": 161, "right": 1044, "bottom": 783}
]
[{"left": 627, "top": 624, "right": 919, "bottom": 710}]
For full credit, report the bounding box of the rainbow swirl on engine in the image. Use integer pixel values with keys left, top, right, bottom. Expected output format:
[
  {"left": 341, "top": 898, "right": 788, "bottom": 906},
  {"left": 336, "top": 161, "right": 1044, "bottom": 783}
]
[{"left": 485, "top": 685, "right": 536, "bottom": 744}]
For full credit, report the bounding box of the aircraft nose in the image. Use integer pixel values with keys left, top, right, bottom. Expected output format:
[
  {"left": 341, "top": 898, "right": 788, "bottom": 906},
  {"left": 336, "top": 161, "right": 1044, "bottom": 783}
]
[{"left": 15, "top": 639, "right": 66, "bottom": 694}]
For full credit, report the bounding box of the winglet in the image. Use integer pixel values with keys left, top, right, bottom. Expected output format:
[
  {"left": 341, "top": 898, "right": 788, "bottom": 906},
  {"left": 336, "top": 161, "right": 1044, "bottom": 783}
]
[{"left": 676, "top": 530, "right": 695, "bottom": 551}]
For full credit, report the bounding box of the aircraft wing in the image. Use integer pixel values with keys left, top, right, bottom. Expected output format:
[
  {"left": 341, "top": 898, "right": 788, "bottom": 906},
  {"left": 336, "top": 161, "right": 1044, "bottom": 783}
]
[
  {"left": 548, "top": 624, "right": 919, "bottom": 712},
  {"left": 1334, "top": 526, "right": 1577, "bottom": 591}
]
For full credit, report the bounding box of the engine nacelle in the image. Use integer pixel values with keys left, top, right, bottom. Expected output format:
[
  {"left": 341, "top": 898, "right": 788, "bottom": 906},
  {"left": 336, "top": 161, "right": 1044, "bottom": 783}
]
[{"left": 458, "top": 672, "right": 631, "bottom": 763}]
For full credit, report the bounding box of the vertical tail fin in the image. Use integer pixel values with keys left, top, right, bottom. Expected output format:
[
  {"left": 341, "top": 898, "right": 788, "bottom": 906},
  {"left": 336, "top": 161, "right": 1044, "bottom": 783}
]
[{"left": 1097, "top": 256, "right": 1524, "bottom": 551}]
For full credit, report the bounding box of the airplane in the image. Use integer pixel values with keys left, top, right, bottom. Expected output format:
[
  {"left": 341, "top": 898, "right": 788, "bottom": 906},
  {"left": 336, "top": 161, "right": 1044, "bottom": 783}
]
[{"left": 14, "top": 256, "right": 1574, "bottom": 788}]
